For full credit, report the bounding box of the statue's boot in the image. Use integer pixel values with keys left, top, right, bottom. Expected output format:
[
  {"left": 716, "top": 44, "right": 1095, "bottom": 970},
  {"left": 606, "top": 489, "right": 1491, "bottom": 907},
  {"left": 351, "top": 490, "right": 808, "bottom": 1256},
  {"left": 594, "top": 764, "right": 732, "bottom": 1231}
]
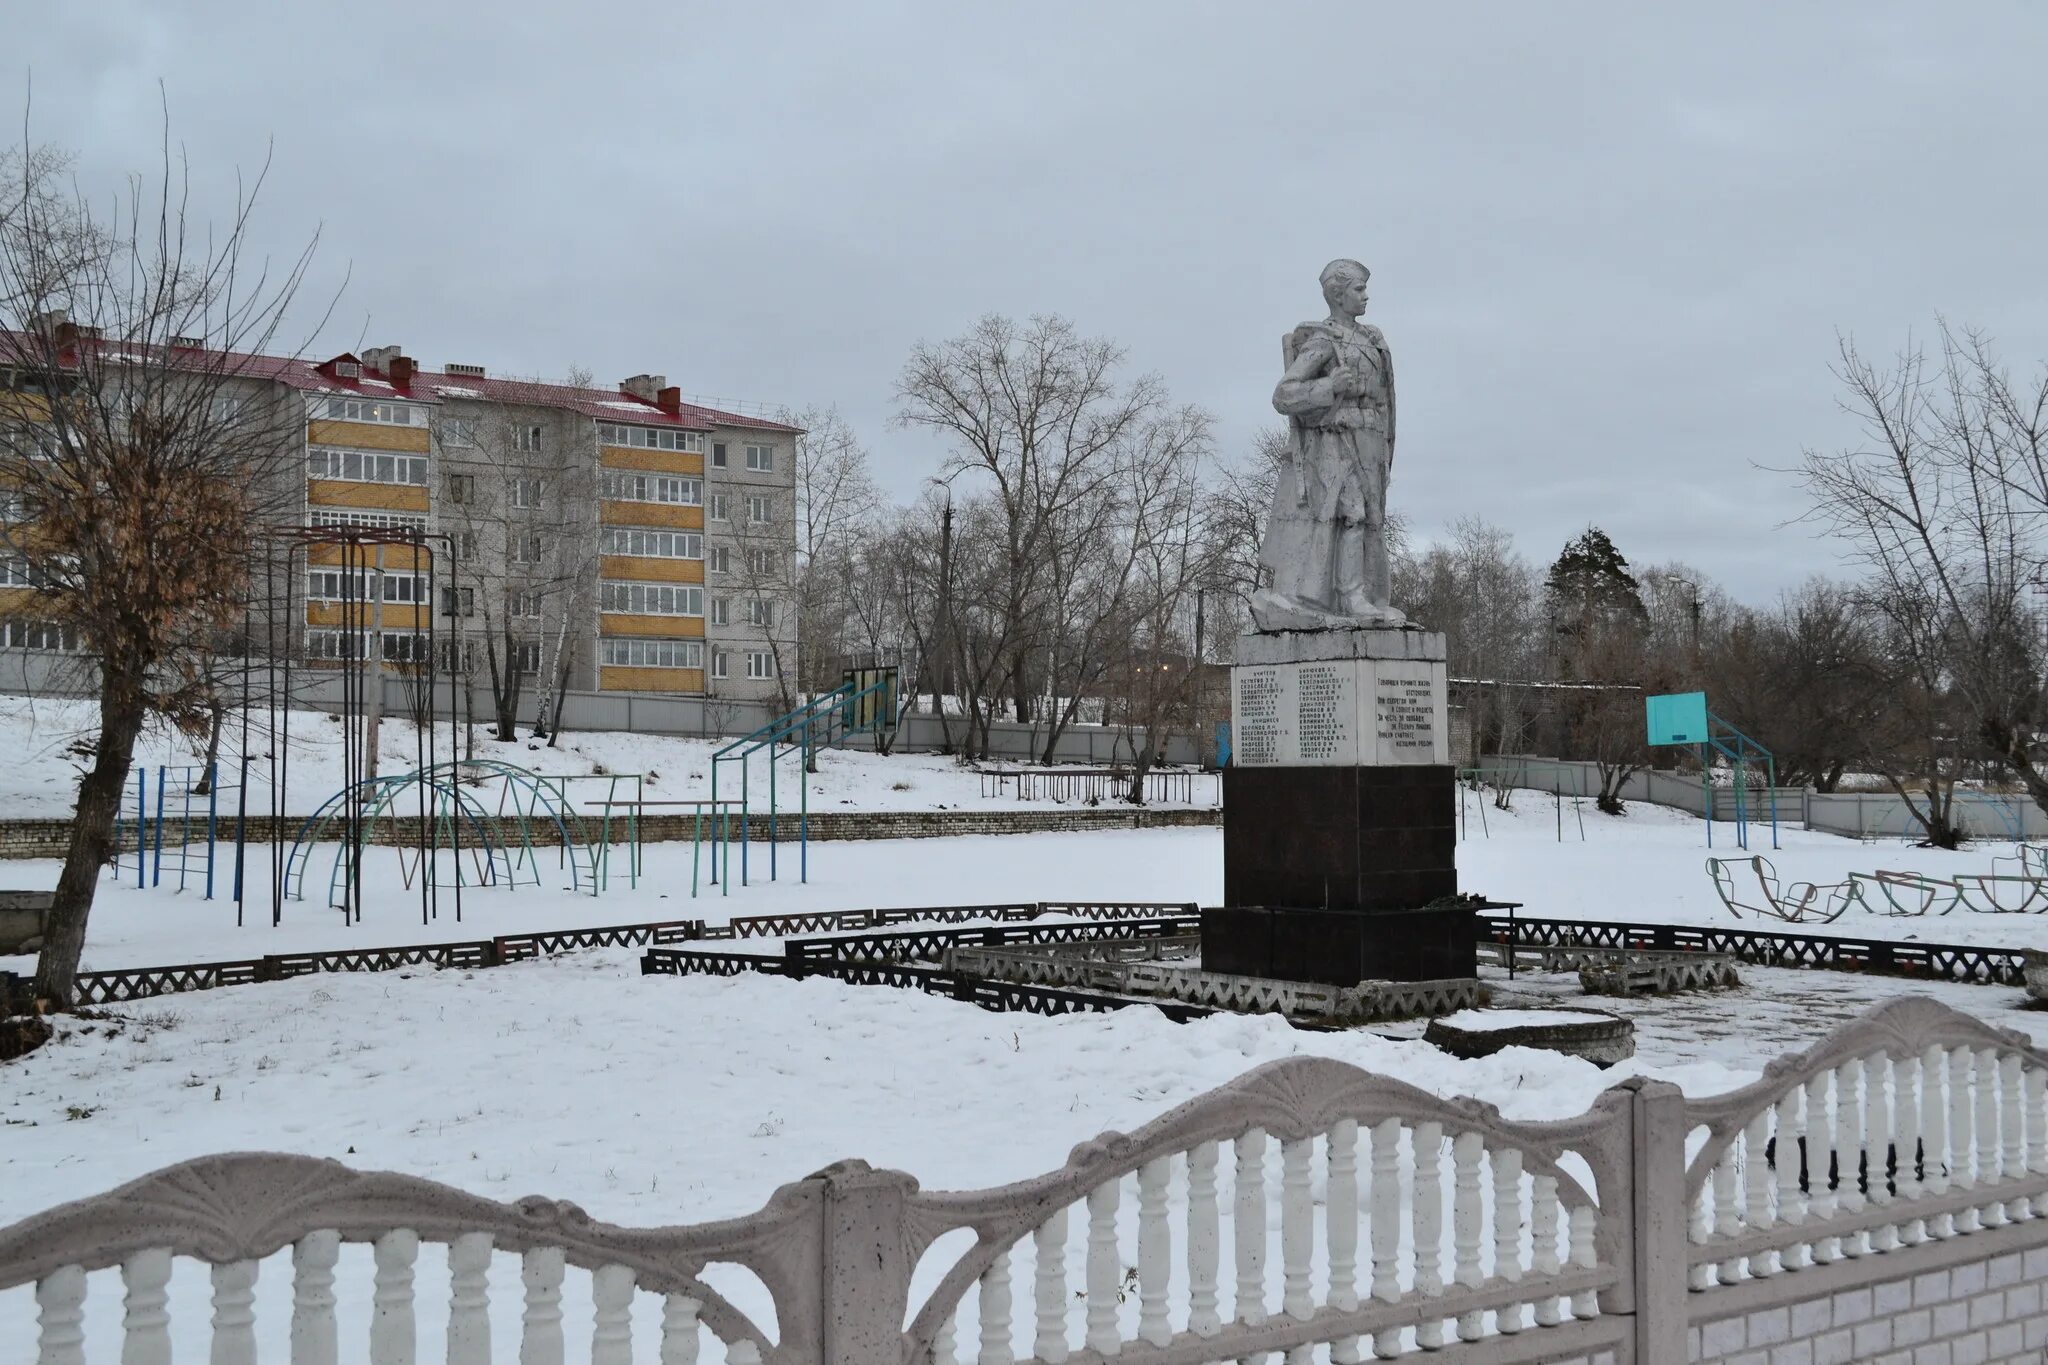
[{"left": 1334, "top": 527, "right": 1409, "bottom": 626}]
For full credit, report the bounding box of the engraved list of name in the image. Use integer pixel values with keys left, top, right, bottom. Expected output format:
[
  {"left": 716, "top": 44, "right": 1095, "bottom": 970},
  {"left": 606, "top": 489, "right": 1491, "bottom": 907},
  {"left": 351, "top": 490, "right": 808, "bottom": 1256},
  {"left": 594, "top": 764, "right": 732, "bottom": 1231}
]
[
  {"left": 1294, "top": 664, "right": 1351, "bottom": 762},
  {"left": 1236, "top": 667, "right": 1282, "bottom": 765},
  {"left": 1375, "top": 666, "right": 1437, "bottom": 757}
]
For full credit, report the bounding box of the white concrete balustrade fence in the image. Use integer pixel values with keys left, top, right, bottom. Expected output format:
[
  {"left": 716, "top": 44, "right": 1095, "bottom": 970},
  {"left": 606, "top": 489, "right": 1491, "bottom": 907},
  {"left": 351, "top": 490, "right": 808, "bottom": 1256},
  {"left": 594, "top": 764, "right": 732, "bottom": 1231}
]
[{"left": 7, "top": 997, "right": 2048, "bottom": 1363}]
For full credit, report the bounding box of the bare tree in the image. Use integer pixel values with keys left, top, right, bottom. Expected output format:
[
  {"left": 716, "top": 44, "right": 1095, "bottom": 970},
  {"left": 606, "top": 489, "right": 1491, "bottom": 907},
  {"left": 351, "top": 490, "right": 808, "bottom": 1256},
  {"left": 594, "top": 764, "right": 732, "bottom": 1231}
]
[
  {"left": 896, "top": 314, "right": 1170, "bottom": 748},
  {"left": 1705, "top": 579, "right": 1890, "bottom": 793},
  {"left": 1103, "top": 432, "right": 1218, "bottom": 799},
  {"left": 861, "top": 492, "right": 962, "bottom": 748},
  {"left": 1797, "top": 326, "right": 2048, "bottom": 843},
  {"left": 1035, "top": 404, "right": 1212, "bottom": 764},
  {"left": 1207, "top": 425, "right": 1289, "bottom": 616},
  {"left": 770, "top": 401, "right": 880, "bottom": 687},
  {"left": 436, "top": 404, "right": 594, "bottom": 742},
  {"left": 0, "top": 129, "right": 323, "bottom": 1007}
]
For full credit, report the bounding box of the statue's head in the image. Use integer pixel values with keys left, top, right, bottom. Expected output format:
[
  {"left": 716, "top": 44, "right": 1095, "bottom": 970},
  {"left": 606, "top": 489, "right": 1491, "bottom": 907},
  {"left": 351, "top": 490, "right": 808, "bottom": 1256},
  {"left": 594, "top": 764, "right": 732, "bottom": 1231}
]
[{"left": 1319, "top": 259, "right": 1371, "bottom": 319}]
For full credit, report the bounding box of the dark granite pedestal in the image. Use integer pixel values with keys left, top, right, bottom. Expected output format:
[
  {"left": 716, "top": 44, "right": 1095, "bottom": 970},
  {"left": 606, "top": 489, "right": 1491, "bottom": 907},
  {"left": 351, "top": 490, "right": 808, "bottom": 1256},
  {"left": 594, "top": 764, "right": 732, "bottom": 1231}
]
[
  {"left": 1207, "top": 758, "right": 1472, "bottom": 985},
  {"left": 1203, "top": 902, "right": 1478, "bottom": 987},
  {"left": 1220, "top": 764, "right": 1456, "bottom": 911}
]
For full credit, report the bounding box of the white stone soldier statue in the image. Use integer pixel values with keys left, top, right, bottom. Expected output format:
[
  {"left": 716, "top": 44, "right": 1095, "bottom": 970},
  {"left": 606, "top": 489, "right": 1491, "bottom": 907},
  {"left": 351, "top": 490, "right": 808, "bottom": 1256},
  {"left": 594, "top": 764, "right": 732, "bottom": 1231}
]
[{"left": 1251, "top": 258, "right": 1406, "bottom": 632}]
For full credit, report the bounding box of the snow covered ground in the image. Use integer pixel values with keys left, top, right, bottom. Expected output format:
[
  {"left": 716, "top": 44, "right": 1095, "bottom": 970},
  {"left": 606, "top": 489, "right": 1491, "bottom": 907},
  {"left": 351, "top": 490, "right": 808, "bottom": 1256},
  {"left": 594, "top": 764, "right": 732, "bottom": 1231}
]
[
  {"left": 0, "top": 697, "right": 1218, "bottom": 818},
  {"left": 8, "top": 783, "right": 2048, "bottom": 1357},
  {"left": 5, "top": 945, "right": 2044, "bottom": 1358},
  {"left": 9, "top": 778, "right": 2048, "bottom": 975}
]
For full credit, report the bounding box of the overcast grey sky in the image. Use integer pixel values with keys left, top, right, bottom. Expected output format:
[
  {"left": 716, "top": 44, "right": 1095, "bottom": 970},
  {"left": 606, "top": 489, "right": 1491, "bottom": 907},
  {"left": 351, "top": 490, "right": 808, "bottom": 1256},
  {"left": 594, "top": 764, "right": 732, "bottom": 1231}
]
[{"left": 9, "top": 3, "right": 2047, "bottom": 603}]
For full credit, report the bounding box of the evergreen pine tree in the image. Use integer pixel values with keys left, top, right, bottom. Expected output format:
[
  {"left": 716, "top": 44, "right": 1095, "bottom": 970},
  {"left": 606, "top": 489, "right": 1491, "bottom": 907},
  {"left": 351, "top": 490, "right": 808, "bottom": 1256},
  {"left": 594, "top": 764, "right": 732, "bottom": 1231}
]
[{"left": 1545, "top": 527, "right": 1646, "bottom": 632}]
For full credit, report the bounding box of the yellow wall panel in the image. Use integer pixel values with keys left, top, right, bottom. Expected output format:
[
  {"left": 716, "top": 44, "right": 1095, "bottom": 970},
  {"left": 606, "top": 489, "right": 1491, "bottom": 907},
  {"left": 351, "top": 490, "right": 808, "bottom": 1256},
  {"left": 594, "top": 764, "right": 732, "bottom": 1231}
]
[
  {"left": 599, "top": 446, "right": 704, "bottom": 475},
  {"left": 600, "top": 501, "right": 704, "bottom": 530},
  {"left": 0, "top": 522, "right": 58, "bottom": 553},
  {"left": 302, "top": 543, "right": 429, "bottom": 571},
  {"left": 597, "top": 612, "right": 705, "bottom": 638},
  {"left": 599, "top": 555, "right": 703, "bottom": 584},
  {"left": 307, "top": 419, "right": 431, "bottom": 453},
  {"left": 0, "top": 395, "right": 52, "bottom": 422},
  {"left": 306, "top": 480, "right": 431, "bottom": 512},
  {"left": 599, "top": 666, "right": 705, "bottom": 694},
  {"left": 304, "top": 602, "right": 428, "bottom": 629},
  {"left": 0, "top": 585, "right": 43, "bottom": 613}
]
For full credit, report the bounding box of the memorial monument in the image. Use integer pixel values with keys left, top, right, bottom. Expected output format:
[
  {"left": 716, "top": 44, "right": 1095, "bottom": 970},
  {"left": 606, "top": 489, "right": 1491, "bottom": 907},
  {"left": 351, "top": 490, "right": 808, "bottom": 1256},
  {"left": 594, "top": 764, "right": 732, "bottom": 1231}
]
[{"left": 1204, "top": 259, "right": 1471, "bottom": 987}]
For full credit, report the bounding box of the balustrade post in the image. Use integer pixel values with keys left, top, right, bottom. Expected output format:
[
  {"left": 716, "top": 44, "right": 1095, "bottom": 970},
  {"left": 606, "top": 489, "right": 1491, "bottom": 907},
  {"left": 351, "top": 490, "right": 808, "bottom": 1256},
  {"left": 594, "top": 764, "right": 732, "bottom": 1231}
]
[
  {"left": 818, "top": 1161, "right": 919, "bottom": 1365},
  {"left": 1626, "top": 1079, "right": 1688, "bottom": 1364}
]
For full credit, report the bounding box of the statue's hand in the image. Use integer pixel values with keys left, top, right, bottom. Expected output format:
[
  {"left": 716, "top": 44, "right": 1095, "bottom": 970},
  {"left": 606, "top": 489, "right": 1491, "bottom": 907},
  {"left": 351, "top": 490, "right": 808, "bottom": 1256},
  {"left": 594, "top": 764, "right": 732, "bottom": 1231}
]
[{"left": 1332, "top": 365, "right": 1370, "bottom": 399}]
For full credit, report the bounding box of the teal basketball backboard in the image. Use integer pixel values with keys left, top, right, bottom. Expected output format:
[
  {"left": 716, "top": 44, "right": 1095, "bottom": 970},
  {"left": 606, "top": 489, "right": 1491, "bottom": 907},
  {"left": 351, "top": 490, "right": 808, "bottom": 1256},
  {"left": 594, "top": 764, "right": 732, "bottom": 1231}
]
[{"left": 1645, "top": 691, "right": 1710, "bottom": 746}]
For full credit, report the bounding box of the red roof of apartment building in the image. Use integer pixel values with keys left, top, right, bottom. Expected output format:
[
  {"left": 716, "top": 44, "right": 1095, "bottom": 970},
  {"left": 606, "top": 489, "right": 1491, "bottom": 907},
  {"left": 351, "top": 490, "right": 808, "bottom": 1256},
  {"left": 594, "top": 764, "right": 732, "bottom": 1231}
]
[{"left": 0, "top": 326, "right": 802, "bottom": 435}]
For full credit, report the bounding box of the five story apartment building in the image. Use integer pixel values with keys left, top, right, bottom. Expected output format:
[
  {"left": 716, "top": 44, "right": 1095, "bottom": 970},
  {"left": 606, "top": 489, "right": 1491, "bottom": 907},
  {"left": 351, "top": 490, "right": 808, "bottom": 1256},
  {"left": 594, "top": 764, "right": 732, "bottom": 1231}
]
[{"left": 1, "top": 335, "right": 802, "bottom": 705}]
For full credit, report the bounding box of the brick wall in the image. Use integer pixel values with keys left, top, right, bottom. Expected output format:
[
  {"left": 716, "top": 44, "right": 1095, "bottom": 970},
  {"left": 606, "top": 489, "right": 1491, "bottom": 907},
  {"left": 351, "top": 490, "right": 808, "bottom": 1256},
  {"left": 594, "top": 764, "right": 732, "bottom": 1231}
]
[
  {"left": 0, "top": 807, "right": 1222, "bottom": 860},
  {"left": 1692, "top": 1240, "right": 2048, "bottom": 1365}
]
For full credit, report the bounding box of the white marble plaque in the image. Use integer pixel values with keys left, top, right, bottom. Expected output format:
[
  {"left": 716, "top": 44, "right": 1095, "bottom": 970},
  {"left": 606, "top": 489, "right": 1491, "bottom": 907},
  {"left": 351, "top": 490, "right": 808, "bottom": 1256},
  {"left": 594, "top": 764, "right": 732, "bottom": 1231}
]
[
  {"left": 1292, "top": 662, "right": 1357, "bottom": 763},
  {"left": 1371, "top": 661, "right": 1439, "bottom": 764},
  {"left": 1234, "top": 665, "right": 1287, "bottom": 766},
  {"left": 1231, "top": 655, "right": 1447, "bottom": 767}
]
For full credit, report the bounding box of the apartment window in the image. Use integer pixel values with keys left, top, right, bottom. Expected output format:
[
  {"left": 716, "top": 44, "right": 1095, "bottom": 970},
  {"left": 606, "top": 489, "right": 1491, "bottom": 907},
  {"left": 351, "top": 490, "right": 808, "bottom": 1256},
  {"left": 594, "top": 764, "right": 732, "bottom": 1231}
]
[
  {"left": 745, "top": 598, "right": 776, "bottom": 628},
  {"left": 710, "top": 442, "right": 727, "bottom": 468},
  {"left": 709, "top": 597, "right": 729, "bottom": 626},
  {"left": 26, "top": 427, "right": 66, "bottom": 463},
  {"left": 310, "top": 509, "right": 428, "bottom": 534},
  {"left": 745, "top": 649, "right": 776, "bottom": 680},
  {"left": 0, "top": 558, "right": 48, "bottom": 588},
  {"left": 747, "top": 495, "right": 772, "bottom": 525},
  {"left": 381, "top": 632, "right": 432, "bottom": 664},
  {"left": 308, "top": 448, "right": 429, "bottom": 486},
  {"left": 324, "top": 397, "right": 420, "bottom": 426},
  {"left": 0, "top": 490, "right": 28, "bottom": 521},
  {"left": 440, "top": 418, "right": 479, "bottom": 448},
  {"left": 509, "top": 590, "right": 545, "bottom": 618},
  {"left": 744, "top": 444, "right": 774, "bottom": 472},
  {"left": 512, "top": 426, "right": 545, "bottom": 453},
  {"left": 306, "top": 629, "right": 361, "bottom": 661},
  {"left": 456, "top": 530, "right": 478, "bottom": 559},
  {"left": 745, "top": 548, "right": 777, "bottom": 578},
  {"left": 599, "top": 582, "right": 703, "bottom": 616},
  {"left": 440, "top": 586, "right": 475, "bottom": 617},
  {"left": 597, "top": 424, "right": 705, "bottom": 453},
  {"left": 308, "top": 570, "right": 426, "bottom": 604},
  {"left": 601, "top": 527, "right": 702, "bottom": 559},
  {"left": 210, "top": 396, "right": 244, "bottom": 423},
  {"left": 707, "top": 493, "right": 729, "bottom": 522},
  {"left": 437, "top": 639, "right": 477, "bottom": 673},
  {"left": 509, "top": 477, "right": 545, "bottom": 509},
  {"left": 309, "top": 629, "right": 436, "bottom": 663},
  {"left": 600, "top": 637, "right": 704, "bottom": 669},
  {"left": 511, "top": 532, "right": 546, "bottom": 565},
  {"left": 706, "top": 546, "right": 730, "bottom": 574},
  {"left": 710, "top": 649, "right": 728, "bottom": 679},
  {"left": 445, "top": 472, "right": 474, "bottom": 503},
  {"left": 601, "top": 472, "right": 701, "bottom": 505},
  {"left": 1, "top": 619, "right": 80, "bottom": 652},
  {"left": 509, "top": 639, "right": 541, "bottom": 674}
]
